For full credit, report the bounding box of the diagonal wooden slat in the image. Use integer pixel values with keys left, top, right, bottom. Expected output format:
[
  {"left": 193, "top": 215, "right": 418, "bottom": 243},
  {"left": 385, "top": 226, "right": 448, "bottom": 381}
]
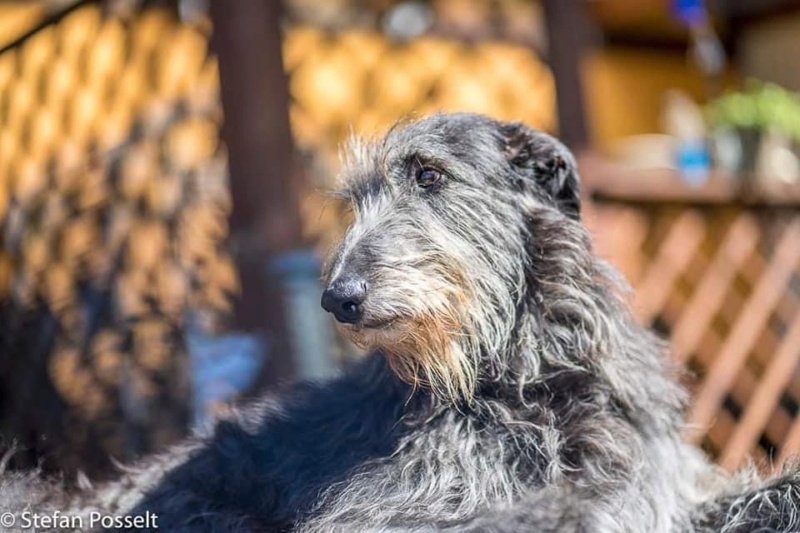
[
  {"left": 633, "top": 210, "right": 706, "bottom": 324},
  {"left": 670, "top": 214, "right": 760, "bottom": 363},
  {"left": 686, "top": 218, "right": 800, "bottom": 445},
  {"left": 589, "top": 205, "right": 649, "bottom": 285},
  {"left": 706, "top": 407, "right": 737, "bottom": 453},
  {"left": 740, "top": 252, "right": 767, "bottom": 289},
  {"left": 720, "top": 310, "right": 800, "bottom": 470}
]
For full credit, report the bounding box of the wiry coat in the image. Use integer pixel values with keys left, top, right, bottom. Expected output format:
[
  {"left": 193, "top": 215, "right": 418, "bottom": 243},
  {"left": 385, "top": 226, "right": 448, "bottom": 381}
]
[{"left": 2, "top": 113, "right": 800, "bottom": 532}]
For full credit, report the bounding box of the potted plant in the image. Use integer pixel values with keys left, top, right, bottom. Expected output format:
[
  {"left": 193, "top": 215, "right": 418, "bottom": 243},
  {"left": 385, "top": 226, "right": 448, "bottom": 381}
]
[{"left": 707, "top": 80, "right": 800, "bottom": 181}]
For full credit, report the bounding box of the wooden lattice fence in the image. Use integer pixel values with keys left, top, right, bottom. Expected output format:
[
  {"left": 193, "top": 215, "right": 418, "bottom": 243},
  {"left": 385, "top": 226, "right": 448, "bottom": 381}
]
[
  {"left": 0, "top": 3, "right": 233, "bottom": 477},
  {"left": 585, "top": 158, "right": 800, "bottom": 472}
]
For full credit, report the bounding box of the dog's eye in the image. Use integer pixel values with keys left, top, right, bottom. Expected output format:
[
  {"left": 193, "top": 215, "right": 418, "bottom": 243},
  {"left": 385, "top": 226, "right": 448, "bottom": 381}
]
[{"left": 416, "top": 167, "right": 442, "bottom": 189}]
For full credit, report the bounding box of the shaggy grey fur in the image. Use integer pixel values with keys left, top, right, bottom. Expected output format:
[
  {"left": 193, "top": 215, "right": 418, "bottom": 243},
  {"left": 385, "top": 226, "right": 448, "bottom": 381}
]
[{"left": 2, "top": 112, "right": 800, "bottom": 532}]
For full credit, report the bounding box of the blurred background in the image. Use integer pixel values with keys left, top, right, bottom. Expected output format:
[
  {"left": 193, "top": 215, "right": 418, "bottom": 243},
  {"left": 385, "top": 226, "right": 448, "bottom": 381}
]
[{"left": 0, "top": 0, "right": 799, "bottom": 482}]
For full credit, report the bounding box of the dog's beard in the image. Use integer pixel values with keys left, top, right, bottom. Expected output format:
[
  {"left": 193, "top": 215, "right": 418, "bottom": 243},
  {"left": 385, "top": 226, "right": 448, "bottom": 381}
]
[{"left": 339, "top": 279, "right": 478, "bottom": 404}]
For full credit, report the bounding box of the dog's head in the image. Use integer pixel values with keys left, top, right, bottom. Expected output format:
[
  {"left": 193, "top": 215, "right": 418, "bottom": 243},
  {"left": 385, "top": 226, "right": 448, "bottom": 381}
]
[{"left": 322, "top": 113, "right": 582, "bottom": 402}]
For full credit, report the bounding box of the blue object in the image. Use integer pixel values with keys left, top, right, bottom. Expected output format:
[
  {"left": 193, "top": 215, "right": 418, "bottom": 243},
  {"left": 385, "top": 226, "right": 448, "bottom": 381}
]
[
  {"left": 672, "top": 0, "right": 707, "bottom": 27},
  {"left": 676, "top": 141, "right": 711, "bottom": 186},
  {"left": 270, "top": 248, "right": 337, "bottom": 380},
  {"left": 188, "top": 325, "right": 265, "bottom": 426}
]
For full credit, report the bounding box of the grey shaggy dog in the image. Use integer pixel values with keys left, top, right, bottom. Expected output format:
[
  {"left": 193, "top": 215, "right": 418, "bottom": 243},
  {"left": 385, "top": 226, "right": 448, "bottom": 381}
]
[{"left": 3, "top": 112, "right": 800, "bottom": 532}]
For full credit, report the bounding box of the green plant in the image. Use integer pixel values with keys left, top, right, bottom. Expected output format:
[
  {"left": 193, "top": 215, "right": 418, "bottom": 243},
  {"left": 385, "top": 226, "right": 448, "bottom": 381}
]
[{"left": 707, "top": 80, "right": 800, "bottom": 142}]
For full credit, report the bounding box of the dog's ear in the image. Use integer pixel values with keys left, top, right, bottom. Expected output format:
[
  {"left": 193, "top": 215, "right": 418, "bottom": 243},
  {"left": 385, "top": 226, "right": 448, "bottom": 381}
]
[{"left": 500, "top": 122, "right": 581, "bottom": 220}]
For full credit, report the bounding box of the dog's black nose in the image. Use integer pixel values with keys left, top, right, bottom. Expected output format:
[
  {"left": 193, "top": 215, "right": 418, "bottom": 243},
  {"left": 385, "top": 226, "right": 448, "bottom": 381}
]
[{"left": 321, "top": 275, "right": 368, "bottom": 324}]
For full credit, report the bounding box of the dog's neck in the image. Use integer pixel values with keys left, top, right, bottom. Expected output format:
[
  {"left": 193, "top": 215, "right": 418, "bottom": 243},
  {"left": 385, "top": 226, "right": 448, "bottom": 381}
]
[{"left": 469, "top": 211, "right": 686, "bottom": 434}]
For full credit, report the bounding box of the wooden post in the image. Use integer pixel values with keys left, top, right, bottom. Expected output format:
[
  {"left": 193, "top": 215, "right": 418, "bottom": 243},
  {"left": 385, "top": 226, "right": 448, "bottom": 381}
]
[
  {"left": 210, "top": 0, "right": 304, "bottom": 384},
  {"left": 543, "top": 0, "right": 591, "bottom": 150}
]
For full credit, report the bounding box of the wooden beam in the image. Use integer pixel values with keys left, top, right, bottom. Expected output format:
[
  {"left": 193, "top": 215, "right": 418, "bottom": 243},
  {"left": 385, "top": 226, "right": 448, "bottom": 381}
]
[
  {"left": 543, "top": 0, "right": 593, "bottom": 149},
  {"left": 723, "top": 0, "right": 800, "bottom": 21},
  {"left": 210, "top": 0, "right": 305, "bottom": 384}
]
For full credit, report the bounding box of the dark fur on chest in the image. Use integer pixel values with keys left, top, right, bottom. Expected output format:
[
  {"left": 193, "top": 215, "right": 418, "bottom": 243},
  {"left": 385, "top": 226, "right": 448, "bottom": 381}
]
[{"left": 126, "top": 353, "right": 632, "bottom": 531}]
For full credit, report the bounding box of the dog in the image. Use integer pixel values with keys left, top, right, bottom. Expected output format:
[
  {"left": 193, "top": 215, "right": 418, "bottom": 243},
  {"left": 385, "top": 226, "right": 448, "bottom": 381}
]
[{"left": 2, "top": 112, "right": 800, "bottom": 532}]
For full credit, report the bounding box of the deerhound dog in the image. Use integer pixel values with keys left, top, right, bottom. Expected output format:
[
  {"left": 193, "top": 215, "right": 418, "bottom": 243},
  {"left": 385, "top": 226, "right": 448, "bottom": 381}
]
[{"left": 3, "top": 112, "right": 800, "bottom": 532}]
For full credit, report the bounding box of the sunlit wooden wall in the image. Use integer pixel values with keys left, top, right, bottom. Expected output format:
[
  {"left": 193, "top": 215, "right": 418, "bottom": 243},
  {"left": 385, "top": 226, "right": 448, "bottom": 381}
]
[{"left": 0, "top": 5, "right": 231, "bottom": 477}]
